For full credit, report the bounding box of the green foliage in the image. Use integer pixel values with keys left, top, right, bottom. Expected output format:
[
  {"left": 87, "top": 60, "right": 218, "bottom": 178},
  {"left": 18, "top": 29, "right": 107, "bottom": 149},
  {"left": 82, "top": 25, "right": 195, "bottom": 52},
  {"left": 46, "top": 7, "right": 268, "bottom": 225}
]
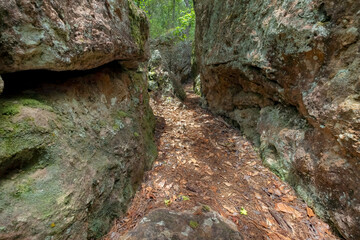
[
  {"left": 164, "top": 199, "right": 171, "bottom": 206},
  {"left": 202, "top": 205, "right": 211, "bottom": 212},
  {"left": 189, "top": 220, "right": 199, "bottom": 229},
  {"left": 135, "top": 0, "right": 195, "bottom": 40},
  {"left": 12, "top": 179, "right": 35, "bottom": 198},
  {"left": 173, "top": 8, "right": 195, "bottom": 40},
  {"left": 179, "top": 195, "right": 190, "bottom": 201},
  {"left": 240, "top": 207, "right": 248, "bottom": 215}
]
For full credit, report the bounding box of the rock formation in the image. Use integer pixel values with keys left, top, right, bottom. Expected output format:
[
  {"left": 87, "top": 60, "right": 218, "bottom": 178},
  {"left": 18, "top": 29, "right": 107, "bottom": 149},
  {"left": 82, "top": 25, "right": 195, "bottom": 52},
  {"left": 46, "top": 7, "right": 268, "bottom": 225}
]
[
  {"left": 147, "top": 49, "right": 186, "bottom": 101},
  {"left": 0, "top": 0, "right": 148, "bottom": 72},
  {"left": 151, "top": 38, "right": 193, "bottom": 84},
  {"left": 0, "top": 0, "right": 156, "bottom": 239},
  {"left": 118, "top": 208, "right": 243, "bottom": 240},
  {"left": 194, "top": 0, "right": 360, "bottom": 239}
]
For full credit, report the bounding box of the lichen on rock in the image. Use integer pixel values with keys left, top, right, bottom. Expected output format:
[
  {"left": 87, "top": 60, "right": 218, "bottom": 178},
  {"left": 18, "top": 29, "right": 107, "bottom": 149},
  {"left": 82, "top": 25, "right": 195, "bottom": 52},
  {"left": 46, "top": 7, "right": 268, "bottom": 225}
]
[
  {"left": 0, "top": 1, "right": 156, "bottom": 239},
  {"left": 0, "top": 0, "right": 149, "bottom": 73},
  {"left": 194, "top": 0, "right": 360, "bottom": 238}
]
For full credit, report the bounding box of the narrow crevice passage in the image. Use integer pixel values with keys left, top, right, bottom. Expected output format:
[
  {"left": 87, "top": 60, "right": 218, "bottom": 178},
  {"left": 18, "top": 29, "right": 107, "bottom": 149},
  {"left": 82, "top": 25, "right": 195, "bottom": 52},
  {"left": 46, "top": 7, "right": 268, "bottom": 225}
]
[{"left": 106, "top": 84, "right": 338, "bottom": 240}]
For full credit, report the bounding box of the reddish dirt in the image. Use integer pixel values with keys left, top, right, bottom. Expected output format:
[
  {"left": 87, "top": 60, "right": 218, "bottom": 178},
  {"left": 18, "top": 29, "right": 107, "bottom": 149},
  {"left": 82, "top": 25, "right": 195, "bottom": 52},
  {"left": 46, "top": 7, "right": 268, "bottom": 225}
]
[{"left": 105, "top": 84, "right": 338, "bottom": 240}]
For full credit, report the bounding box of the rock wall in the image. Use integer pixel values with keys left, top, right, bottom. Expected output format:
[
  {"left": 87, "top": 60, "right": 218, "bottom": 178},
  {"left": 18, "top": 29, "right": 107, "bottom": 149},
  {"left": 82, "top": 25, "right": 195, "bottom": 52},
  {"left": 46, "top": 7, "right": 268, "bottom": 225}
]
[
  {"left": 0, "top": 1, "right": 156, "bottom": 239},
  {"left": 194, "top": 0, "right": 360, "bottom": 239},
  {"left": 0, "top": 0, "right": 148, "bottom": 73}
]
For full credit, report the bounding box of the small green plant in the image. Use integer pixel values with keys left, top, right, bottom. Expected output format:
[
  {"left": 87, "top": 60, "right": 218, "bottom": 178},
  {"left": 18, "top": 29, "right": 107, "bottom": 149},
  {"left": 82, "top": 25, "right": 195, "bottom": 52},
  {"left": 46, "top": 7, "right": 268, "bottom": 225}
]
[
  {"left": 179, "top": 195, "right": 190, "bottom": 201},
  {"left": 240, "top": 207, "right": 248, "bottom": 215},
  {"left": 0, "top": 104, "right": 20, "bottom": 116},
  {"left": 164, "top": 199, "right": 171, "bottom": 206},
  {"left": 189, "top": 220, "right": 199, "bottom": 229},
  {"left": 202, "top": 205, "right": 211, "bottom": 212}
]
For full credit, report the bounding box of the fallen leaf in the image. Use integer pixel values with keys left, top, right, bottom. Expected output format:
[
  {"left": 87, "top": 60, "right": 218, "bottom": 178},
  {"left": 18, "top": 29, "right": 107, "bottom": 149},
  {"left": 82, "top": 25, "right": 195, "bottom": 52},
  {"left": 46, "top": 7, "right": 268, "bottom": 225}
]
[
  {"left": 267, "top": 232, "right": 292, "bottom": 240},
  {"left": 223, "top": 205, "right": 236, "bottom": 214},
  {"left": 281, "top": 195, "right": 296, "bottom": 202},
  {"left": 210, "top": 186, "right": 217, "bottom": 193},
  {"left": 307, "top": 207, "right": 315, "bottom": 217},
  {"left": 158, "top": 180, "right": 166, "bottom": 188},
  {"left": 268, "top": 188, "right": 282, "bottom": 196},
  {"left": 255, "top": 192, "right": 262, "bottom": 199},
  {"left": 194, "top": 208, "right": 202, "bottom": 215},
  {"left": 275, "top": 203, "right": 302, "bottom": 218},
  {"left": 224, "top": 182, "right": 232, "bottom": 187},
  {"left": 225, "top": 161, "right": 233, "bottom": 166}
]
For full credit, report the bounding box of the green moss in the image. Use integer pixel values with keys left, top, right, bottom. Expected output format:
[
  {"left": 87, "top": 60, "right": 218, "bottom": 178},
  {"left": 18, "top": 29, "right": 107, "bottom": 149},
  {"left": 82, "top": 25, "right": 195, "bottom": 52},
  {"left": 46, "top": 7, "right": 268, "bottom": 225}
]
[
  {"left": 19, "top": 98, "right": 53, "bottom": 111},
  {"left": 89, "top": 219, "right": 108, "bottom": 239},
  {"left": 189, "top": 220, "right": 199, "bottom": 229},
  {"left": 0, "top": 103, "right": 21, "bottom": 116},
  {"left": 202, "top": 205, "right": 211, "bottom": 212},
  {"left": 113, "top": 119, "right": 124, "bottom": 131},
  {"left": 0, "top": 98, "right": 53, "bottom": 117},
  {"left": 11, "top": 179, "right": 35, "bottom": 198},
  {"left": 128, "top": 1, "right": 148, "bottom": 54},
  {"left": 117, "top": 111, "right": 129, "bottom": 118}
]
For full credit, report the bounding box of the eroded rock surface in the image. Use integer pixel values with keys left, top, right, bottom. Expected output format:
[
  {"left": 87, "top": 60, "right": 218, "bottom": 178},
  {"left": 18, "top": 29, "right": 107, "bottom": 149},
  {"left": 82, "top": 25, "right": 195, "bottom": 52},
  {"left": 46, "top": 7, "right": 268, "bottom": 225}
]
[
  {"left": 194, "top": 0, "right": 360, "bottom": 239},
  {"left": 0, "top": 64, "right": 157, "bottom": 239},
  {"left": 147, "top": 49, "right": 186, "bottom": 101},
  {"left": 118, "top": 208, "right": 243, "bottom": 240},
  {"left": 152, "top": 38, "right": 193, "bottom": 83},
  {"left": 0, "top": 0, "right": 148, "bottom": 73},
  {"left": 0, "top": 1, "right": 156, "bottom": 239}
]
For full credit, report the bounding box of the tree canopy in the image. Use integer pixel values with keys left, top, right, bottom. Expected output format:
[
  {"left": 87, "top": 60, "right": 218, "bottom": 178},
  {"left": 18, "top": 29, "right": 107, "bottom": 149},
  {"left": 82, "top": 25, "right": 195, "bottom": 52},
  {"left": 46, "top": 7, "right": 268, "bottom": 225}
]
[{"left": 135, "top": 0, "right": 195, "bottom": 40}]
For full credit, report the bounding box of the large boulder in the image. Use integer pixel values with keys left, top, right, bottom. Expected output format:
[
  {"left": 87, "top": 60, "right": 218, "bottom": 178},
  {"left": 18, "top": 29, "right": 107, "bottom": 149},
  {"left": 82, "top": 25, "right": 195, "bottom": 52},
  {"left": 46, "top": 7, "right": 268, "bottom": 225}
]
[
  {"left": 148, "top": 49, "right": 186, "bottom": 101},
  {"left": 0, "top": 64, "right": 157, "bottom": 239},
  {"left": 151, "top": 38, "right": 193, "bottom": 83},
  {"left": 118, "top": 208, "right": 243, "bottom": 240},
  {"left": 194, "top": 0, "right": 360, "bottom": 239},
  {"left": 0, "top": 1, "right": 156, "bottom": 239},
  {"left": 0, "top": 0, "right": 149, "bottom": 73}
]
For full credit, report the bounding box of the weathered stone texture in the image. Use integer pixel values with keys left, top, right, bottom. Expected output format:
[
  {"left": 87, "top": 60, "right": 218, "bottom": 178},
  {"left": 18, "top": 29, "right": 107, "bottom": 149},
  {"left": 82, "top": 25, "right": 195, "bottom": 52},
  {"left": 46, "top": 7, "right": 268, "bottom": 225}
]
[
  {"left": 151, "top": 39, "right": 193, "bottom": 84},
  {"left": 0, "top": 0, "right": 149, "bottom": 73},
  {"left": 0, "top": 1, "right": 155, "bottom": 239},
  {"left": 119, "top": 208, "right": 243, "bottom": 240},
  {"left": 194, "top": 0, "right": 360, "bottom": 239},
  {"left": 0, "top": 64, "right": 157, "bottom": 239}
]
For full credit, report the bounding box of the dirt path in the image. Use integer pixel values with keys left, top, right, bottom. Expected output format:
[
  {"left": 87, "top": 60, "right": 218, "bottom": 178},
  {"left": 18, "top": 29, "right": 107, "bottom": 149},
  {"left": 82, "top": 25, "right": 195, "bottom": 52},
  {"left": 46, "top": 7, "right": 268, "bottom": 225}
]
[{"left": 106, "top": 84, "right": 337, "bottom": 240}]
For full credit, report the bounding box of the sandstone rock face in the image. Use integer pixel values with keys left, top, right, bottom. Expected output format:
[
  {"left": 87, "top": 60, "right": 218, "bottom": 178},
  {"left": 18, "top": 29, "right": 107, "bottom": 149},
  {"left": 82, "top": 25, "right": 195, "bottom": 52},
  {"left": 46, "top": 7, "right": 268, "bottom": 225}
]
[
  {"left": 194, "top": 0, "right": 360, "bottom": 239},
  {"left": 0, "top": 64, "right": 157, "bottom": 239},
  {"left": 0, "top": 1, "right": 156, "bottom": 239},
  {"left": 118, "top": 208, "right": 243, "bottom": 240},
  {"left": 0, "top": 0, "right": 149, "bottom": 73}
]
